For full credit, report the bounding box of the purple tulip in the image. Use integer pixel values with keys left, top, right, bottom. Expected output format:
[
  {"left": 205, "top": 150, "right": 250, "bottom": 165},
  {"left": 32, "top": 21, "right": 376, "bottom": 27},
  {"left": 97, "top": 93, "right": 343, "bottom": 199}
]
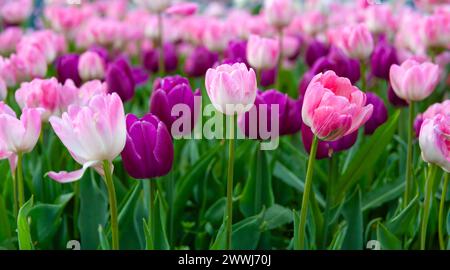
[
  {"left": 387, "top": 84, "right": 408, "bottom": 107},
  {"left": 260, "top": 68, "right": 277, "bottom": 87},
  {"left": 106, "top": 56, "right": 136, "bottom": 102},
  {"left": 301, "top": 123, "right": 358, "bottom": 159},
  {"left": 238, "top": 90, "right": 302, "bottom": 139},
  {"left": 121, "top": 113, "right": 174, "bottom": 179},
  {"left": 131, "top": 67, "right": 150, "bottom": 86},
  {"left": 364, "top": 92, "right": 388, "bottom": 135},
  {"left": 89, "top": 46, "right": 110, "bottom": 65},
  {"left": 143, "top": 42, "right": 178, "bottom": 73},
  {"left": 370, "top": 38, "right": 398, "bottom": 80},
  {"left": 150, "top": 75, "right": 201, "bottom": 136},
  {"left": 55, "top": 54, "right": 82, "bottom": 87},
  {"left": 414, "top": 114, "right": 424, "bottom": 138},
  {"left": 224, "top": 39, "right": 248, "bottom": 66},
  {"left": 305, "top": 39, "right": 329, "bottom": 67},
  {"left": 184, "top": 46, "right": 218, "bottom": 77}
]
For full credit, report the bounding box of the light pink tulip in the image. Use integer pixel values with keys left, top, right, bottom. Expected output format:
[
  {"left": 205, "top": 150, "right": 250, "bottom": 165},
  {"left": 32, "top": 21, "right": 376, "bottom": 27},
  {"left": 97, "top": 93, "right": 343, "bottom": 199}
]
[
  {"left": 0, "top": 78, "right": 6, "bottom": 101},
  {"left": 205, "top": 63, "right": 257, "bottom": 116},
  {"left": 0, "top": 27, "right": 22, "bottom": 55},
  {"left": 0, "top": 103, "right": 41, "bottom": 157},
  {"left": 336, "top": 24, "right": 374, "bottom": 60},
  {"left": 264, "top": 0, "right": 295, "bottom": 29},
  {"left": 202, "top": 19, "right": 231, "bottom": 52},
  {"left": 302, "top": 71, "right": 373, "bottom": 141},
  {"left": 389, "top": 59, "right": 440, "bottom": 101},
  {"left": 0, "top": 0, "right": 33, "bottom": 25},
  {"left": 364, "top": 4, "right": 396, "bottom": 34},
  {"left": 247, "top": 35, "right": 280, "bottom": 70},
  {"left": 135, "top": 0, "right": 172, "bottom": 13},
  {"left": 47, "top": 93, "right": 126, "bottom": 183},
  {"left": 421, "top": 12, "right": 450, "bottom": 50},
  {"left": 78, "top": 51, "right": 106, "bottom": 81},
  {"left": 301, "top": 11, "right": 326, "bottom": 36},
  {"left": 166, "top": 2, "right": 197, "bottom": 16},
  {"left": 419, "top": 113, "right": 450, "bottom": 172}
]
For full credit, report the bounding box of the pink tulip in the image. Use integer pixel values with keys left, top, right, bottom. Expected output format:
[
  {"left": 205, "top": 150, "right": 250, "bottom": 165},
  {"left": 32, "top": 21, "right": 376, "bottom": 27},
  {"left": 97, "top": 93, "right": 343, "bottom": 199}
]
[
  {"left": 389, "top": 59, "right": 440, "bottom": 102},
  {"left": 47, "top": 93, "right": 126, "bottom": 183},
  {"left": 364, "top": 4, "right": 395, "bottom": 35},
  {"left": 336, "top": 24, "right": 374, "bottom": 60},
  {"left": 78, "top": 51, "right": 106, "bottom": 81},
  {"left": 264, "top": 0, "right": 295, "bottom": 29},
  {"left": 421, "top": 12, "right": 450, "bottom": 50},
  {"left": 202, "top": 19, "right": 231, "bottom": 52},
  {"left": 135, "top": 0, "right": 172, "bottom": 13},
  {"left": 166, "top": 2, "right": 197, "bottom": 16},
  {"left": 0, "top": 103, "right": 41, "bottom": 157},
  {"left": 205, "top": 63, "right": 257, "bottom": 116},
  {"left": 415, "top": 100, "right": 450, "bottom": 136},
  {"left": 0, "top": 78, "right": 6, "bottom": 101},
  {"left": 419, "top": 113, "right": 450, "bottom": 172},
  {"left": 0, "top": 0, "right": 33, "bottom": 25},
  {"left": 247, "top": 35, "right": 280, "bottom": 70},
  {"left": 0, "top": 27, "right": 22, "bottom": 55},
  {"left": 302, "top": 70, "right": 373, "bottom": 141}
]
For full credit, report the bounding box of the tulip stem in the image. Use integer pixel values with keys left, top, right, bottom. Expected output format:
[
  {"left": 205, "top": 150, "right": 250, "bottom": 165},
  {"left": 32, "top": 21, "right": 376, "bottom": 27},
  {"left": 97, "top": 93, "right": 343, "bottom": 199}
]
[
  {"left": 103, "top": 160, "right": 119, "bottom": 250},
  {"left": 403, "top": 101, "right": 415, "bottom": 208},
  {"left": 438, "top": 173, "right": 449, "bottom": 250},
  {"left": 158, "top": 12, "right": 165, "bottom": 77},
  {"left": 298, "top": 135, "right": 319, "bottom": 250},
  {"left": 420, "top": 163, "right": 437, "bottom": 250},
  {"left": 149, "top": 179, "right": 156, "bottom": 248},
  {"left": 226, "top": 114, "right": 235, "bottom": 250},
  {"left": 276, "top": 28, "right": 284, "bottom": 90},
  {"left": 12, "top": 167, "right": 18, "bottom": 217},
  {"left": 17, "top": 153, "right": 24, "bottom": 209}
]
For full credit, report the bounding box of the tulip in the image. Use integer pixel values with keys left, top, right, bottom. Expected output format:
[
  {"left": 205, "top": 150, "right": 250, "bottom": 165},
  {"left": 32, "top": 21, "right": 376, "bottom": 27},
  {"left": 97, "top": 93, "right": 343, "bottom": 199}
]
[
  {"left": 55, "top": 54, "right": 82, "bottom": 87},
  {"left": 336, "top": 24, "right": 374, "bottom": 60},
  {"left": 414, "top": 100, "right": 450, "bottom": 137},
  {"left": 260, "top": 68, "right": 277, "bottom": 87},
  {"left": 264, "top": 0, "right": 295, "bottom": 29},
  {"left": 364, "top": 92, "right": 388, "bottom": 135},
  {"left": 238, "top": 90, "right": 302, "bottom": 139},
  {"left": 143, "top": 43, "right": 178, "bottom": 73},
  {"left": 135, "top": 0, "right": 172, "bottom": 13},
  {"left": 150, "top": 75, "right": 201, "bottom": 136},
  {"left": 370, "top": 37, "right": 399, "bottom": 80},
  {"left": 47, "top": 93, "right": 126, "bottom": 250},
  {"left": 0, "top": 103, "right": 41, "bottom": 213},
  {"left": 305, "top": 40, "right": 329, "bottom": 68},
  {"left": 297, "top": 70, "right": 372, "bottom": 250},
  {"left": 224, "top": 40, "right": 248, "bottom": 67},
  {"left": 0, "top": 27, "right": 23, "bottom": 55},
  {"left": 0, "top": 0, "right": 33, "bottom": 26},
  {"left": 106, "top": 57, "right": 136, "bottom": 102},
  {"left": 203, "top": 19, "right": 231, "bottom": 53},
  {"left": 387, "top": 84, "right": 408, "bottom": 107},
  {"left": 78, "top": 51, "right": 106, "bottom": 81},
  {"left": 205, "top": 62, "right": 257, "bottom": 249},
  {"left": 422, "top": 13, "right": 450, "bottom": 52},
  {"left": 389, "top": 59, "right": 440, "bottom": 102},
  {"left": 166, "top": 2, "right": 198, "bottom": 17},
  {"left": 301, "top": 123, "right": 358, "bottom": 160},
  {"left": 418, "top": 113, "right": 450, "bottom": 250},
  {"left": 0, "top": 78, "right": 6, "bottom": 101},
  {"left": 247, "top": 35, "right": 280, "bottom": 74},
  {"left": 184, "top": 46, "right": 218, "bottom": 78}
]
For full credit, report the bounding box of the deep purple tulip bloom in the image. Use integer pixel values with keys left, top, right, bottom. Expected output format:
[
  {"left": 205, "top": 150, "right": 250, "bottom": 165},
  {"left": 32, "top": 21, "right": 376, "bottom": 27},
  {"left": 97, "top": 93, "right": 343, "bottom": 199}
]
[
  {"left": 301, "top": 123, "right": 358, "bottom": 159},
  {"left": 224, "top": 40, "right": 248, "bottom": 66},
  {"left": 55, "top": 54, "right": 82, "bottom": 87},
  {"left": 414, "top": 114, "right": 424, "bottom": 138},
  {"left": 150, "top": 75, "right": 201, "bottom": 136},
  {"left": 121, "top": 114, "right": 174, "bottom": 179},
  {"left": 260, "top": 68, "right": 277, "bottom": 87},
  {"left": 184, "top": 46, "right": 218, "bottom": 77},
  {"left": 106, "top": 56, "right": 136, "bottom": 102},
  {"left": 131, "top": 67, "right": 149, "bottom": 86},
  {"left": 143, "top": 42, "right": 178, "bottom": 73},
  {"left": 370, "top": 39, "right": 398, "bottom": 80},
  {"left": 364, "top": 92, "right": 388, "bottom": 135},
  {"left": 305, "top": 39, "right": 329, "bottom": 67},
  {"left": 387, "top": 84, "right": 408, "bottom": 107},
  {"left": 238, "top": 90, "right": 302, "bottom": 139}
]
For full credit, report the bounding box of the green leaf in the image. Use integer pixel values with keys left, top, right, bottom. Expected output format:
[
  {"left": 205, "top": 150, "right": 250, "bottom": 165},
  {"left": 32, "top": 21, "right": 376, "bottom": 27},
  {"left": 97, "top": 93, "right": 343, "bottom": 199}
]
[
  {"left": 232, "top": 212, "right": 264, "bottom": 250},
  {"left": 204, "top": 197, "right": 226, "bottom": 225},
  {"left": 362, "top": 178, "right": 404, "bottom": 211},
  {"left": 78, "top": 171, "right": 108, "bottom": 250},
  {"left": 377, "top": 222, "right": 402, "bottom": 250},
  {"left": 17, "top": 196, "right": 34, "bottom": 250},
  {"left": 240, "top": 147, "right": 274, "bottom": 217},
  {"left": 446, "top": 208, "right": 450, "bottom": 236},
  {"left": 342, "top": 189, "right": 363, "bottom": 250},
  {"left": 0, "top": 194, "right": 12, "bottom": 240},
  {"left": 387, "top": 195, "right": 419, "bottom": 236},
  {"left": 144, "top": 192, "right": 170, "bottom": 250},
  {"left": 143, "top": 219, "right": 153, "bottom": 250},
  {"left": 263, "top": 204, "right": 293, "bottom": 231},
  {"left": 174, "top": 144, "right": 222, "bottom": 220},
  {"left": 336, "top": 110, "right": 400, "bottom": 203},
  {"left": 210, "top": 217, "right": 227, "bottom": 250},
  {"left": 292, "top": 210, "right": 300, "bottom": 250},
  {"left": 98, "top": 225, "right": 110, "bottom": 250}
]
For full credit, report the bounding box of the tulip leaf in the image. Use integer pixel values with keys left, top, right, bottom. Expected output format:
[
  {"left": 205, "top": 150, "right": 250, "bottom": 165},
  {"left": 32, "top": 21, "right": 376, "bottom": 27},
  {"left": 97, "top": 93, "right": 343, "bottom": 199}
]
[
  {"left": 262, "top": 204, "right": 293, "bottom": 231},
  {"left": 0, "top": 194, "right": 12, "bottom": 241},
  {"left": 210, "top": 217, "right": 227, "bottom": 250},
  {"left": 336, "top": 110, "right": 400, "bottom": 203},
  {"left": 292, "top": 210, "right": 300, "bottom": 250},
  {"left": 204, "top": 197, "right": 226, "bottom": 225},
  {"left": 144, "top": 192, "right": 170, "bottom": 250},
  {"left": 376, "top": 222, "right": 402, "bottom": 250},
  {"left": 342, "top": 189, "right": 363, "bottom": 250},
  {"left": 240, "top": 146, "right": 274, "bottom": 217},
  {"left": 98, "top": 225, "right": 110, "bottom": 250},
  {"left": 387, "top": 195, "right": 419, "bottom": 236},
  {"left": 17, "top": 196, "right": 34, "bottom": 250},
  {"left": 362, "top": 178, "right": 405, "bottom": 211}
]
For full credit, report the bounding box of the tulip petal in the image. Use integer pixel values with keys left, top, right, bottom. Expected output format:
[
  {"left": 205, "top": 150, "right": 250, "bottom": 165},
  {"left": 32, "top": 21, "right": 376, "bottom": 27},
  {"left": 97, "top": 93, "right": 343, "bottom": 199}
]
[{"left": 47, "top": 160, "right": 99, "bottom": 183}]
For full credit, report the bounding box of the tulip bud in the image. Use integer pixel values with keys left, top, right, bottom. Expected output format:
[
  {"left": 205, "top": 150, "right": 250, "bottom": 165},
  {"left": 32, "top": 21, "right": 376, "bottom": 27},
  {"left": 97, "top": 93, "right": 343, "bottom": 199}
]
[
  {"left": 106, "top": 57, "right": 136, "bottom": 102},
  {"left": 121, "top": 113, "right": 174, "bottom": 179},
  {"left": 370, "top": 37, "right": 398, "bottom": 80},
  {"left": 78, "top": 51, "right": 106, "bottom": 81},
  {"left": 56, "top": 54, "right": 82, "bottom": 87}
]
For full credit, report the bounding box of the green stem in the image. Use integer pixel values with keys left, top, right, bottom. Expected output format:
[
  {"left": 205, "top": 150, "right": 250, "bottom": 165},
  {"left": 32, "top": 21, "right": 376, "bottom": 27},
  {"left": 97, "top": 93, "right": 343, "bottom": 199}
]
[
  {"left": 167, "top": 172, "right": 175, "bottom": 246},
  {"left": 420, "top": 164, "right": 437, "bottom": 250},
  {"left": 297, "top": 135, "right": 319, "bottom": 250},
  {"left": 276, "top": 28, "right": 284, "bottom": 90},
  {"left": 438, "top": 173, "right": 449, "bottom": 250},
  {"left": 103, "top": 160, "right": 119, "bottom": 250},
  {"left": 256, "top": 68, "right": 262, "bottom": 88},
  {"left": 322, "top": 155, "right": 337, "bottom": 249},
  {"left": 360, "top": 61, "right": 367, "bottom": 91},
  {"left": 73, "top": 181, "right": 80, "bottom": 239},
  {"left": 149, "top": 179, "right": 156, "bottom": 248},
  {"left": 17, "top": 153, "right": 24, "bottom": 209},
  {"left": 403, "top": 101, "right": 415, "bottom": 208},
  {"left": 12, "top": 169, "right": 18, "bottom": 217},
  {"left": 158, "top": 12, "right": 165, "bottom": 77},
  {"left": 226, "top": 114, "right": 235, "bottom": 250}
]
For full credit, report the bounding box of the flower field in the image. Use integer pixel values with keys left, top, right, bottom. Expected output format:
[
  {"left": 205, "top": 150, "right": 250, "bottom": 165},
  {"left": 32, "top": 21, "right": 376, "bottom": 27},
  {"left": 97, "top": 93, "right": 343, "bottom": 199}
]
[{"left": 0, "top": 0, "right": 449, "bottom": 251}]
